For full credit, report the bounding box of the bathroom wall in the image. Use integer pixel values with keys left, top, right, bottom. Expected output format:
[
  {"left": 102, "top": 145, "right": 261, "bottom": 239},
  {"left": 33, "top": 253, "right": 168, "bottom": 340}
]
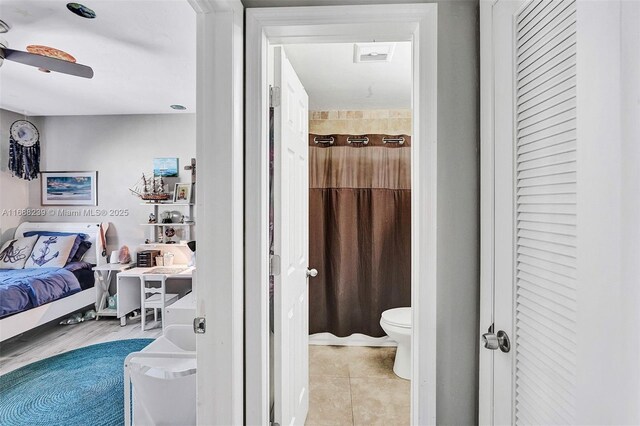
[{"left": 309, "top": 109, "right": 412, "bottom": 135}]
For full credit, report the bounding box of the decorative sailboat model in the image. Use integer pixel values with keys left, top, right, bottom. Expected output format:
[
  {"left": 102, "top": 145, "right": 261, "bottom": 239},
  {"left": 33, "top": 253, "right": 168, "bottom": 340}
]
[{"left": 129, "top": 173, "right": 171, "bottom": 201}]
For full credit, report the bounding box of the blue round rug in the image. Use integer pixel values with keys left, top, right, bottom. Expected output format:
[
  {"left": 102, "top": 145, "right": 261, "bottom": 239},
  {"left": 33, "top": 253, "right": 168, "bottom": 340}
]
[{"left": 0, "top": 339, "right": 153, "bottom": 426}]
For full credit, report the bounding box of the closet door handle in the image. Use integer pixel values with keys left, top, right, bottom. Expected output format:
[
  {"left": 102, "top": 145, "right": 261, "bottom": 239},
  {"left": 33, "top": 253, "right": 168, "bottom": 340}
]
[{"left": 306, "top": 268, "right": 318, "bottom": 278}]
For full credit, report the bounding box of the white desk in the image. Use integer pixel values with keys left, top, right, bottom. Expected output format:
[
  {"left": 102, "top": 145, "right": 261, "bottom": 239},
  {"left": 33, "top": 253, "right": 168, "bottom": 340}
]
[
  {"left": 93, "top": 263, "right": 135, "bottom": 324},
  {"left": 117, "top": 266, "right": 193, "bottom": 327}
]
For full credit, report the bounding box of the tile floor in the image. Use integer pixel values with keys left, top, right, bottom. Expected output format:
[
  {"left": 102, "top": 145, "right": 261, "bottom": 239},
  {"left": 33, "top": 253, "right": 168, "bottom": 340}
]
[{"left": 306, "top": 345, "right": 410, "bottom": 426}]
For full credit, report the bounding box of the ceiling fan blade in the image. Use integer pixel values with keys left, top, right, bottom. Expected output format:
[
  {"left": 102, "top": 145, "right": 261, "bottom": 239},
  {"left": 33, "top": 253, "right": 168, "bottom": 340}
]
[{"left": 2, "top": 48, "right": 93, "bottom": 79}]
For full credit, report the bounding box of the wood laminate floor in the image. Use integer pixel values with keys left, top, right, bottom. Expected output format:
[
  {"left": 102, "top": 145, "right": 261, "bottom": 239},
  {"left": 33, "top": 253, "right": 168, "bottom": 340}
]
[{"left": 0, "top": 316, "right": 162, "bottom": 374}]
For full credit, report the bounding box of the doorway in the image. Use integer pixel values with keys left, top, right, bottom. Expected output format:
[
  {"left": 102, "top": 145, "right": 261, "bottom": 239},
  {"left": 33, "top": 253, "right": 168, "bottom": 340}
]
[
  {"left": 245, "top": 4, "right": 438, "bottom": 425},
  {"left": 270, "top": 40, "right": 414, "bottom": 424}
]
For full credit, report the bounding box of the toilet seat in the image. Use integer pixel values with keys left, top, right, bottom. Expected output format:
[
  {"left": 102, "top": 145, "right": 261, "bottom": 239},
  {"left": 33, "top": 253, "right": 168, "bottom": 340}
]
[{"left": 381, "top": 307, "right": 411, "bottom": 329}]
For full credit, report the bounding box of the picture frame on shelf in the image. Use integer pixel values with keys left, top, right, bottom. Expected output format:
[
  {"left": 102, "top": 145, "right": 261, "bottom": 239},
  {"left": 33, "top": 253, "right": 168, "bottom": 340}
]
[
  {"left": 173, "top": 183, "right": 192, "bottom": 203},
  {"left": 40, "top": 171, "right": 98, "bottom": 206}
]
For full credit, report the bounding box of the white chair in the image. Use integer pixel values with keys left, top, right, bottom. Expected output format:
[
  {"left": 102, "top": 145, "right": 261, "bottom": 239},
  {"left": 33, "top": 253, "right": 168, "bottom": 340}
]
[
  {"left": 140, "top": 275, "right": 179, "bottom": 332},
  {"left": 124, "top": 325, "right": 196, "bottom": 426}
]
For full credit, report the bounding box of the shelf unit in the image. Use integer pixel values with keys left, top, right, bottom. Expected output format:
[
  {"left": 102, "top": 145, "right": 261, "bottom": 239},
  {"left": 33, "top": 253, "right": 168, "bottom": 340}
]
[{"left": 141, "top": 201, "right": 195, "bottom": 244}]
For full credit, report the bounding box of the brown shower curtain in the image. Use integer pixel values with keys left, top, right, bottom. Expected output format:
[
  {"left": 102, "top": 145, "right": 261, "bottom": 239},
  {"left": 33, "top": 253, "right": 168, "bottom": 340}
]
[{"left": 309, "top": 134, "right": 411, "bottom": 337}]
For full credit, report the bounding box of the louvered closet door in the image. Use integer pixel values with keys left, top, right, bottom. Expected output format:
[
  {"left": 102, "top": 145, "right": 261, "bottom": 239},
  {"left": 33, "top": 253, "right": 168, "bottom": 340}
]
[{"left": 492, "top": 0, "right": 577, "bottom": 424}]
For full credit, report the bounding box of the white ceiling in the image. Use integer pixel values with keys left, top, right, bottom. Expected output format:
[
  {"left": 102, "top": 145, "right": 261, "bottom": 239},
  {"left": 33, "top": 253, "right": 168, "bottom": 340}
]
[
  {"left": 284, "top": 42, "right": 412, "bottom": 110},
  {"left": 242, "top": 0, "right": 429, "bottom": 6},
  {"left": 0, "top": 1, "right": 195, "bottom": 116}
]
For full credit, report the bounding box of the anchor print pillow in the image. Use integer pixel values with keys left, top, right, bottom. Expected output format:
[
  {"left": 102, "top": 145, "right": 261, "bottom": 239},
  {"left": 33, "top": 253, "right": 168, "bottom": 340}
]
[
  {"left": 24, "top": 235, "right": 78, "bottom": 269},
  {"left": 0, "top": 236, "right": 38, "bottom": 269}
]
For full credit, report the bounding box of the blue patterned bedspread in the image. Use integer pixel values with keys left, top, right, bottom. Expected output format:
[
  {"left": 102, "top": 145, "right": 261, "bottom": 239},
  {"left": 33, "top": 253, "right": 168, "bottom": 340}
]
[{"left": 0, "top": 268, "right": 81, "bottom": 318}]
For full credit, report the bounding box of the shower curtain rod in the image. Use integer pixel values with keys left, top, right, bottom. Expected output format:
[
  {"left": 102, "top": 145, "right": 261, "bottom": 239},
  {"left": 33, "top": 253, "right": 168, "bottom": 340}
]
[
  {"left": 313, "top": 136, "right": 335, "bottom": 145},
  {"left": 312, "top": 135, "right": 408, "bottom": 146},
  {"left": 383, "top": 137, "right": 405, "bottom": 145},
  {"left": 347, "top": 136, "right": 369, "bottom": 144}
]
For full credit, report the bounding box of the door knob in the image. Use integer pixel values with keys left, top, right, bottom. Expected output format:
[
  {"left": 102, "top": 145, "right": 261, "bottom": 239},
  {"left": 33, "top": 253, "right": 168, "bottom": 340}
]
[
  {"left": 306, "top": 268, "right": 318, "bottom": 278},
  {"left": 482, "top": 330, "right": 510, "bottom": 353}
]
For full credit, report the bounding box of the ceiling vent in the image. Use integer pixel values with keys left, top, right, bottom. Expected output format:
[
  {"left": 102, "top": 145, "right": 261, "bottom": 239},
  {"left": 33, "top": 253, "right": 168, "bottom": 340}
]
[{"left": 353, "top": 42, "right": 395, "bottom": 63}]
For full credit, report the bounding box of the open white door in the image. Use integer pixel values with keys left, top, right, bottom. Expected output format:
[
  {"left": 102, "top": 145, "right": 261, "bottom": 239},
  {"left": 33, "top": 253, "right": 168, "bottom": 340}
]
[
  {"left": 481, "top": 0, "right": 578, "bottom": 424},
  {"left": 272, "top": 46, "right": 310, "bottom": 426}
]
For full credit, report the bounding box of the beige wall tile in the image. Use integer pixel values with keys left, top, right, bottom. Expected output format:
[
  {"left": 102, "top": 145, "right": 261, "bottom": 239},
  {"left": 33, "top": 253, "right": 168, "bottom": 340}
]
[
  {"left": 389, "top": 109, "right": 412, "bottom": 118},
  {"left": 309, "top": 110, "right": 412, "bottom": 135},
  {"left": 371, "top": 110, "right": 389, "bottom": 119},
  {"left": 388, "top": 118, "right": 412, "bottom": 135}
]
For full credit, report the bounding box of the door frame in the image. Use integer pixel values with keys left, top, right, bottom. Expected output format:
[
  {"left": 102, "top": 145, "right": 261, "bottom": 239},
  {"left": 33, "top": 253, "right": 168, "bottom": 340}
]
[
  {"left": 245, "top": 4, "right": 438, "bottom": 425},
  {"left": 478, "top": 1, "right": 496, "bottom": 424},
  {"left": 189, "top": 1, "right": 245, "bottom": 424}
]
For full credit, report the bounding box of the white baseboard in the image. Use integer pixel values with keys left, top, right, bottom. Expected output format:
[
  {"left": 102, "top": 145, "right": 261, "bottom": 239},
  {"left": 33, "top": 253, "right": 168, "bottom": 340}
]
[{"left": 309, "top": 332, "right": 397, "bottom": 347}]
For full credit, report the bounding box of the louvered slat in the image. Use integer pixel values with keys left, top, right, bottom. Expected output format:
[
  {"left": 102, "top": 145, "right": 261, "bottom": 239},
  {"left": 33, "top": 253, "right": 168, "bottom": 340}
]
[
  {"left": 518, "top": 253, "right": 576, "bottom": 277},
  {"left": 517, "top": 245, "right": 577, "bottom": 269},
  {"left": 517, "top": 203, "right": 575, "bottom": 215},
  {"left": 517, "top": 211, "right": 576, "bottom": 225},
  {"left": 517, "top": 52, "right": 575, "bottom": 98},
  {"left": 517, "top": 277, "right": 576, "bottom": 306},
  {"left": 517, "top": 0, "right": 573, "bottom": 47},
  {"left": 516, "top": 357, "right": 576, "bottom": 405},
  {"left": 517, "top": 1, "right": 576, "bottom": 61},
  {"left": 517, "top": 170, "right": 577, "bottom": 188},
  {"left": 517, "top": 140, "right": 576, "bottom": 163},
  {"left": 514, "top": 2, "right": 577, "bottom": 424},
  {"left": 516, "top": 342, "right": 575, "bottom": 386},
  {"left": 516, "top": 384, "right": 573, "bottom": 425}
]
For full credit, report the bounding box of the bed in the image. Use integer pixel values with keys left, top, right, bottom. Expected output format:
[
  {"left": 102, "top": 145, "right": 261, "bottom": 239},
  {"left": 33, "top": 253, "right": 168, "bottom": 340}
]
[{"left": 0, "top": 222, "right": 109, "bottom": 342}]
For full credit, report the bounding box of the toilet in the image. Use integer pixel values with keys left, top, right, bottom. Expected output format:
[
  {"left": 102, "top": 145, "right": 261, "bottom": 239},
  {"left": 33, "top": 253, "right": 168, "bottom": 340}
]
[{"left": 380, "top": 307, "right": 412, "bottom": 380}]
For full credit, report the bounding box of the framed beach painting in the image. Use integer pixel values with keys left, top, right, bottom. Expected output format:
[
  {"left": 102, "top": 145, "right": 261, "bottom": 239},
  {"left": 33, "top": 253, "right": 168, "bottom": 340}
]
[
  {"left": 153, "top": 158, "right": 179, "bottom": 177},
  {"left": 40, "top": 171, "right": 98, "bottom": 206}
]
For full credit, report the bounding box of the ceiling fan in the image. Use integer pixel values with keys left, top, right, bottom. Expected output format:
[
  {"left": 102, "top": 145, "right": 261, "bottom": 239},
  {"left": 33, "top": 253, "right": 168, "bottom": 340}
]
[{"left": 0, "top": 37, "right": 94, "bottom": 79}]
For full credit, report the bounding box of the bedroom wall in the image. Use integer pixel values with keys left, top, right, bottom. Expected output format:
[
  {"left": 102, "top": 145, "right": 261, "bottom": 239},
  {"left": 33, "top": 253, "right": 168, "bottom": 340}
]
[
  {"left": 23, "top": 114, "right": 196, "bottom": 259},
  {"left": 0, "top": 109, "right": 41, "bottom": 243}
]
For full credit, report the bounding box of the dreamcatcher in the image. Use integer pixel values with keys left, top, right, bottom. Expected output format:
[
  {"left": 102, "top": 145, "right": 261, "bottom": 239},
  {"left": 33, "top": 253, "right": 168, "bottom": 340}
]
[{"left": 8, "top": 120, "right": 40, "bottom": 181}]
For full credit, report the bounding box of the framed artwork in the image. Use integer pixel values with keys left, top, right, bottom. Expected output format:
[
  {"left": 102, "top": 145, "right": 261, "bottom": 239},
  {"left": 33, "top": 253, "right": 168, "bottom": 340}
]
[
  {"left": 173, "top": 183, "right": 192, "bottom": 203},
  {"left": 40, "top": 171, "right": 98, "bottom": 206},
  {"left": 153, "top": 158, "right": 179, "bottom": 177}
]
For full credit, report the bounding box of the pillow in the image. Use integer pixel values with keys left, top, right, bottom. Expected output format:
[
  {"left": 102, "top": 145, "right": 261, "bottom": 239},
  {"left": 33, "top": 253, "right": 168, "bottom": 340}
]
[
  {"left": 24, "top": 235, "right": 78, "bottom": 269},
  {"left": 71, "top": 240, "right": 93, "bottom": 262},
  {"left": 0, "top": 236, "right": 38, "bottom": 269},
  {"left": 23, "top": 231, "right": 88, "bottom": 263}
]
